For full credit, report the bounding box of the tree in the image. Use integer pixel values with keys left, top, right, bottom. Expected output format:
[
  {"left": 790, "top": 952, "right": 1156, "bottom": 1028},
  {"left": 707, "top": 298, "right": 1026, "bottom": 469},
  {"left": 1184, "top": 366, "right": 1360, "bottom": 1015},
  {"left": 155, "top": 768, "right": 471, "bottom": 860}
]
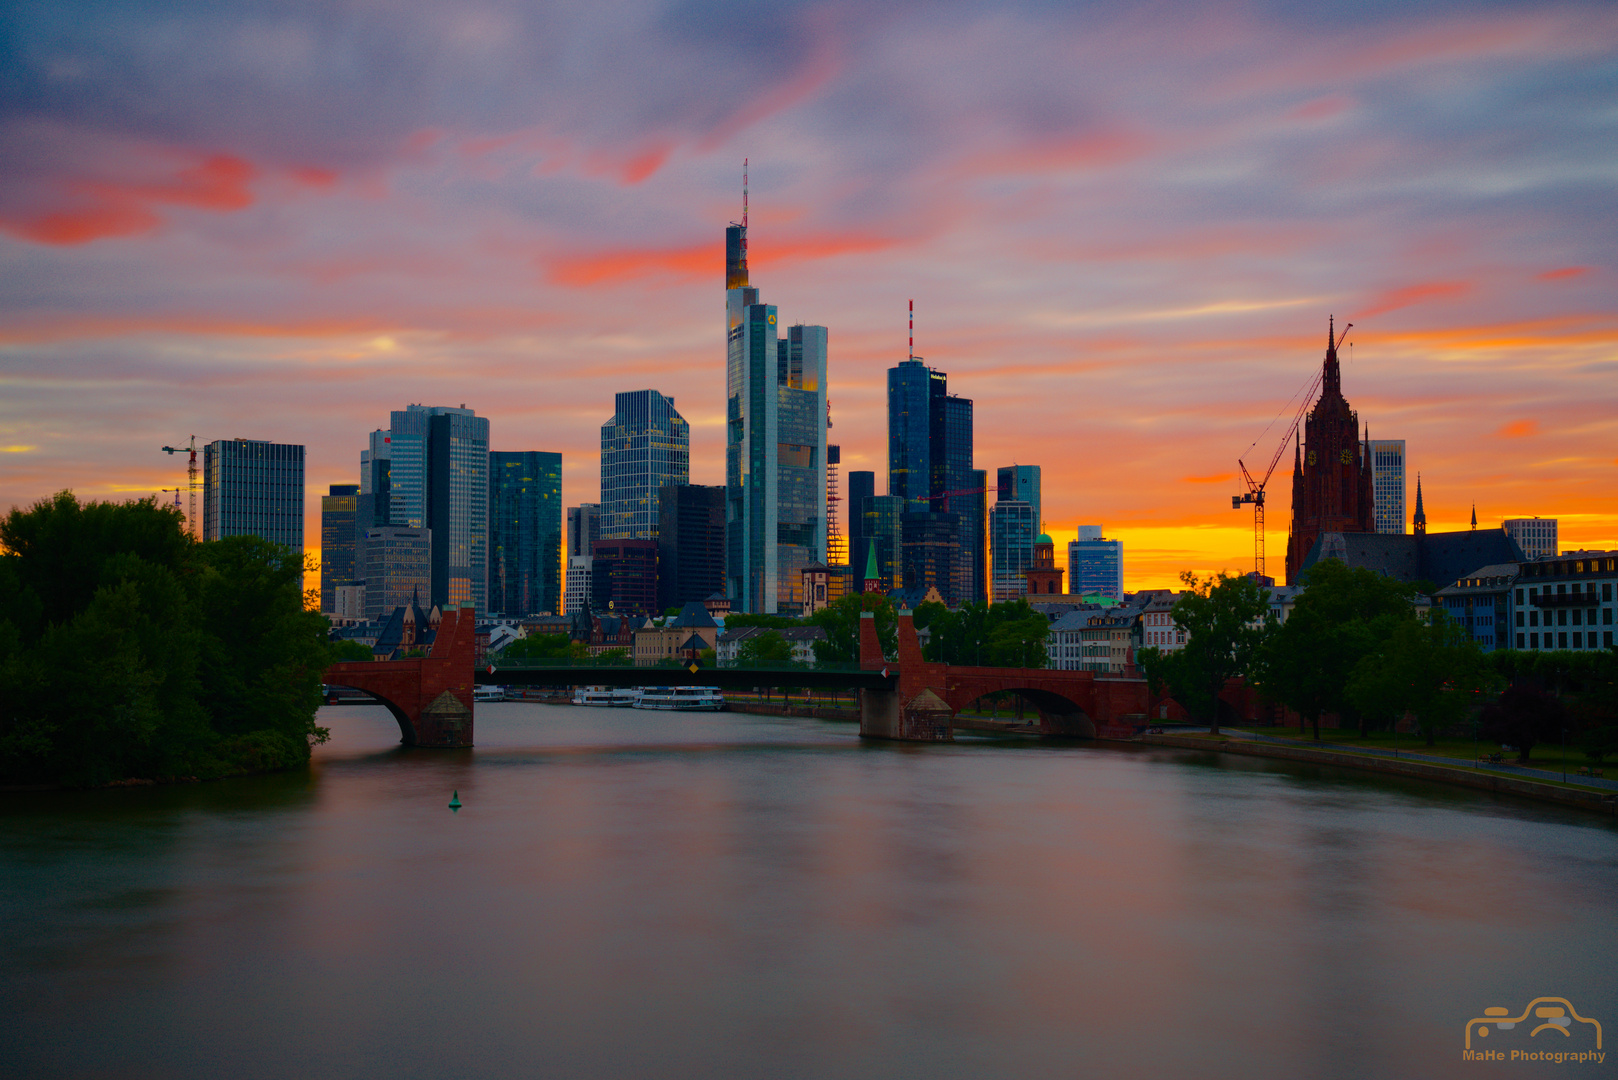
[
  {"left": 498, "top": 632, "right": 579, "bottom": 661},
  {"left": 329, "top": 640, "right": 374, "bottom": 663},
  {"left": 723, "top": 612, "right": 801, "bottom": 630},
  {"left": 922, "top": 599, "right": 1049, "bottom": 668},
  {"left": 1140, "top": 571, "right": 1271, "bottom": 736},
  {"left": 1346, "top": 611, "right": 1497, "bottom": 747},
  {"left": 0, "top": 492, "right": 330, "bottom": 786},
  {"left": 736, "top": 630, "right": 797, "bottom": 667},
  {"left": 1478, "top": 684, "right": 1570, "bottom": 763},
  {"left": 808, "top": 592, "right": 897, "bottom": 664},
  {"left": 1256, "top": 559, "right": 1420, "bottom": 739}
]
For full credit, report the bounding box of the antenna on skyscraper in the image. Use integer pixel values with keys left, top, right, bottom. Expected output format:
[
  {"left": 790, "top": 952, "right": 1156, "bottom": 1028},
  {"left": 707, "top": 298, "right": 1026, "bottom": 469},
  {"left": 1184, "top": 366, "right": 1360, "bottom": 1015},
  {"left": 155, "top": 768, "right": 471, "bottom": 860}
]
[
  {"left": 909, "top": 299, "right": 914, "bottom": 361},
  {"left": 742, "top": 158, "right": 748, "bottom": 230}
]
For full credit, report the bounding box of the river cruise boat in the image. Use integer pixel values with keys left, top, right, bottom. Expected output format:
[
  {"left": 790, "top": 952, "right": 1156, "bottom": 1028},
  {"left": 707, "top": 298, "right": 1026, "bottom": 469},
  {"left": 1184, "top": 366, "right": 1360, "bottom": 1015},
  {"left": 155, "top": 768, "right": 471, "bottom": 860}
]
[
  {"left": 572, "top": 687, "right": 642, "bottom": 707},
  {"left": 473, "top": 685, "right": 505, "bottom": 703},
  {"left": 634, "top": 687, "right": 725, "bottom": 711}
]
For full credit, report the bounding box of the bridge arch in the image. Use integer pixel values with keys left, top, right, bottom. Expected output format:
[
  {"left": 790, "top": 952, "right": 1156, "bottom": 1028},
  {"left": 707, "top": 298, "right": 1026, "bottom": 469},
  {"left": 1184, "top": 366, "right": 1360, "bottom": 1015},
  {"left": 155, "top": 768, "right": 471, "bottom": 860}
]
[
  {"left": 945, "top": 685, "right": 1096, "bottom": 738},
  {"left": 322, "top": 609, "right": 477, "bottom": 748}
]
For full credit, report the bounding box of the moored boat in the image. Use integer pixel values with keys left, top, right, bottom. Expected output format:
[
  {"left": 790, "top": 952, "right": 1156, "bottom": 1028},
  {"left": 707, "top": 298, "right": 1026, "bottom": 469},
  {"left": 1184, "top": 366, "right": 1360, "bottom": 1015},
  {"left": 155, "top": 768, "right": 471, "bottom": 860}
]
[{"left": 634, "top": 686, "right": 725, "bottom": 711}]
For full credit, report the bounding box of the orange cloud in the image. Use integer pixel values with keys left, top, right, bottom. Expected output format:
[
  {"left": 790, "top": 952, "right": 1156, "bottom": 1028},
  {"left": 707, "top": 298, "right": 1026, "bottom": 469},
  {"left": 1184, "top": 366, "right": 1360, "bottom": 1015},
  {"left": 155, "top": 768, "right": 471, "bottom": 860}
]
[
  {"left": 1353, "top": 280, "right": 1471, "bottom": 318},
  {"left": 0, "top": 153, "right": 258, "bottom": 246},
  {"left": 1496, "top": 419, "right": 1539, "bottom": 438},
  {"left": 1181, "top": 472, "right": 1236, "bottom": 484},
  {"left": 547, "top": 232, "right": 897, "bottom": 288},
  {"left": 1538, "top": 266, "right": 1589, "bottom": 281}
]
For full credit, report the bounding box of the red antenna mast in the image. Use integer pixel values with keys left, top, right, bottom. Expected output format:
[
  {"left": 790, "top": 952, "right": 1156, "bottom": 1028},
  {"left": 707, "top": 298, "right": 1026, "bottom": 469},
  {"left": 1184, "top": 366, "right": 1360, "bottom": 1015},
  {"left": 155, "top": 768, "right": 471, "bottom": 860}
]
[{"left": 908, "top": 299, "right": 914, "bottom": 361}]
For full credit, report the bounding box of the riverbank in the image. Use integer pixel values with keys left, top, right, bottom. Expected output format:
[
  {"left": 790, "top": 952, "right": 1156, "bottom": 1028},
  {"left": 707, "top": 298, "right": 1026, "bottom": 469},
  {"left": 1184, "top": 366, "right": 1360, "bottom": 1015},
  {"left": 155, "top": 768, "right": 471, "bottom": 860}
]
[{"left": 1140, "top": 732, "right": 1618, "bottom": 816}]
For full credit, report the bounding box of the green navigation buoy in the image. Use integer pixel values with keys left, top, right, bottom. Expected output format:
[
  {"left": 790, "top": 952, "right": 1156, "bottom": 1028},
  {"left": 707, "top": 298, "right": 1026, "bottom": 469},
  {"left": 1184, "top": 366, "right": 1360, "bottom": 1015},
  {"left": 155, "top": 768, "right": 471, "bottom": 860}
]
[{"left": 448, "top": 790, "right": 462, "bottom": 812}]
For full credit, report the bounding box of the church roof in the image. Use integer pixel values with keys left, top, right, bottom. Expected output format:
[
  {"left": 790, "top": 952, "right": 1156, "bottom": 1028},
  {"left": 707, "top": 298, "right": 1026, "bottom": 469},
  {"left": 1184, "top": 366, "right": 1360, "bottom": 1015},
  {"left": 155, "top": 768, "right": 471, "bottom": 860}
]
[
  {"left": 1302, "top": 529, "right": 1526, "bottom": 590},
  {"left": 1036, "top": 533, "right": 1053, "bottom": 545}
]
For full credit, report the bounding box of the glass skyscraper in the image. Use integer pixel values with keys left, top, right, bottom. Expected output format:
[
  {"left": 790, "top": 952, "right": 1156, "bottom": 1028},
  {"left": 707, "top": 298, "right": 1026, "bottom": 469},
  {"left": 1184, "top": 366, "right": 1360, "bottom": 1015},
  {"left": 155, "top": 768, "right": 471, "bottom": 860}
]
[
  {"left": 600, "top": 390, "right": 689, "bottom": 540},
  {"left": 997, "top": 465, "right": 1041, "bottom": 526},
  {"left": 1068, "top": 526, "right": 1124, "bottom": 600},
  {"left": 724, "top": 220, "right": 829, "bottom": 613},
  {"left": 1366, "top": 438, "right": 1406, "bottom": 534},
  {"left": 320, "top": 483, "right": 359, "bottom": 613},
  {"left": 386, "top": 405, "right": 489, "bottom": 614},
  {"left": 489, "top": 451, "right": 563, "bottom": 617},
  {"left": 201, "top": 438, "right": 305, "bottom": 552},
  {"left": 862, "top": 495, "right": 904, "bottom": 593},
  {"left": 886, "top": 355, "right": 981, "bottom": 605},
  {"left": 990, "top": 499, "right": 1036, "bottom": 603}
]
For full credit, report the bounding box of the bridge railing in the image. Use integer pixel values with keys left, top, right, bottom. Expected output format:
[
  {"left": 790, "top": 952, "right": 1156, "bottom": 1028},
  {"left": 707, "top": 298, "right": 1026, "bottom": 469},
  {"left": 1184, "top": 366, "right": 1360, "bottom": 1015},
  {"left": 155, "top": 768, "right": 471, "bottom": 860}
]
[{"left": 488, "top": 657, "right": 874, "bottom": 674}]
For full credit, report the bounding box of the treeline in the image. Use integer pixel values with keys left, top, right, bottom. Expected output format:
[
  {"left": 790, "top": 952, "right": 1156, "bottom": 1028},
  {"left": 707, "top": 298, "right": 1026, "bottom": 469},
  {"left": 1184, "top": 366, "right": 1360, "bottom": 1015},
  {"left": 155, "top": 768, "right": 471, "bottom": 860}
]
[
  {"left": 0, "top": 492, "right": 333, "bottom": 787},
  {"left": 1140, "top": 560, "right": 1618, "bottom": 761}
]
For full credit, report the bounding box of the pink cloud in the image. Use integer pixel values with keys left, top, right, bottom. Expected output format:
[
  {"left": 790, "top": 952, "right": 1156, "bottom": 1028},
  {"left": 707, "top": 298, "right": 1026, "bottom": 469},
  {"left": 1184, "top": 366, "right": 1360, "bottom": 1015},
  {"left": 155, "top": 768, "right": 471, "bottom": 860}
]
[
  {"left": 1496, "top": 419, "right": 1538, "bottom": 438},
  {"left": 1538, "top": 266, "right": 1589, "bottom": 281},
  {"left": 1354, "top": 281, "right": 1471, "bottom": 318}
]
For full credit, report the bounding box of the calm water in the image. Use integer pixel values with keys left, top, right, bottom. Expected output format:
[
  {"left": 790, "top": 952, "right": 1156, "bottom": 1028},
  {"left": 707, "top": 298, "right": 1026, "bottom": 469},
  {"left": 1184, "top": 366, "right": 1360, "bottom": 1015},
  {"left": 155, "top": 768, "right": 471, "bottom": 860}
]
[{"left": 3, "top": 703, "right": 1615, "bottom": 1079}]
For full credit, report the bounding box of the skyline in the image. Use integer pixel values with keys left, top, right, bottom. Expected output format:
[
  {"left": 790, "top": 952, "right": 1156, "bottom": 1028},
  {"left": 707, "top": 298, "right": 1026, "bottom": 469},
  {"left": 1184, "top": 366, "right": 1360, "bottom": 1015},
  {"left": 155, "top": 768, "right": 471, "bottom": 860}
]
[{"left": 3, "top": 0, "right": 1615, "bottom": 592}]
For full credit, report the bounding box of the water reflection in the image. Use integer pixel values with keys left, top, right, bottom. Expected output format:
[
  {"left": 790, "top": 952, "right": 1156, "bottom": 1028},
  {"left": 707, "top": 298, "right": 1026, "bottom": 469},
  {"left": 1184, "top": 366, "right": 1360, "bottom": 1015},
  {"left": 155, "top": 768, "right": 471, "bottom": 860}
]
[{"left": 2, "top": 702, "right": 1615, "bottom": 1080}]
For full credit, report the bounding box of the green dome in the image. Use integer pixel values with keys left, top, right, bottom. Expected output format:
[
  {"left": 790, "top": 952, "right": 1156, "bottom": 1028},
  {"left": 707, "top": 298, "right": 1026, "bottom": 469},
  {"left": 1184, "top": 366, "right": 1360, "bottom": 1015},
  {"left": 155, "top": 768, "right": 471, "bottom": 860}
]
[{"left": 1036, "top": 533, "right": 1053, "bottom": 545}]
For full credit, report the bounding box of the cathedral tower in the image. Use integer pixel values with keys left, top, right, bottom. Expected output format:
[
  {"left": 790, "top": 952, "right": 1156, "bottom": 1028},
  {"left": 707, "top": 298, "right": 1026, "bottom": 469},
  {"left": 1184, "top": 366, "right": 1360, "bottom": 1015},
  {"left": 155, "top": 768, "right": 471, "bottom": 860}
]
[{"left": 1285, "top": 319, "right": 1376, "bottom": 584}]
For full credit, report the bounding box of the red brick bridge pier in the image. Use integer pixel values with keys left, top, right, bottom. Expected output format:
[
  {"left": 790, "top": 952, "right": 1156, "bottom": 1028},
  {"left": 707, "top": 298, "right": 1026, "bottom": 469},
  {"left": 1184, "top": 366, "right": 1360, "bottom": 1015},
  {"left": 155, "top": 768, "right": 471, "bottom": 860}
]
[{"left": 323, "top": 607, "right": 478, "bottom": 748}]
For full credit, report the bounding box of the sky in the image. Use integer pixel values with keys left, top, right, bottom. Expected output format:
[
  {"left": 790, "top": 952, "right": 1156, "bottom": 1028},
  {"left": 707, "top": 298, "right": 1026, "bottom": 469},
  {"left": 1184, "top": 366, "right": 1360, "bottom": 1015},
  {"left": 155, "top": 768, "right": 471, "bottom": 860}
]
[{"left": 1, "top": 0, "right": 1615, "bottom": 594}]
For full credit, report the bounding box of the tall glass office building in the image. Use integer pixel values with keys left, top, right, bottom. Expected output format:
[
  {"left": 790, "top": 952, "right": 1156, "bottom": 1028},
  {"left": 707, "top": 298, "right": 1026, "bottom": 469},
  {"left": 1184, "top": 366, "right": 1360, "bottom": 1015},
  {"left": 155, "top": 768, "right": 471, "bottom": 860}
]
[
  {"left": 724, "top": 219, "right": 829, "bottom": 613},
  {"left": 386, "top": 405, "right": 489, "bottom": 614},
  {"left": 862, "top": 495, "right": 904, "bottom": 593},
  {"left": 201, "top": 439, "right": 305, "bottom": 552},
  {"left": 600, "top": 390, "right": 688, "bottom": 540},
  {"left": 997, "top": 465, "right": 1041, "bottom": 525},
  {"left": 886, "top": 355, "right": 982, "bottom": 605},
  {"left": 489, "top": 451, "right": 563, "bottom": 617},
  {"left": 990, "top": 499, "right": 1036, "bottom": 602},
  {"left": 1068, "top": 526, "right": 1124, "bottom": 600},
  {"left": 320, "top": 484, "right": 359, "bottom": 612},
  {"left": 1366, "top": 438, "right": 1406, "bottom": 534}
]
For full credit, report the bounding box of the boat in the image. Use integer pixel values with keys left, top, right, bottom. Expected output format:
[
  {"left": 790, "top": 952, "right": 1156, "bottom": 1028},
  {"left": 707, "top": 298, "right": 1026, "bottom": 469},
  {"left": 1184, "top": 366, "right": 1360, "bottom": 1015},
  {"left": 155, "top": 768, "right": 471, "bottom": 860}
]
[
  {"left": 572, "top": 687, "right": 642, "bottom": 707},
  {"left": 473, "top": 685, "right": 505, "bottom": 703},
  {"left": 634, "top": 686, "right": 725, "bottom": 711}
]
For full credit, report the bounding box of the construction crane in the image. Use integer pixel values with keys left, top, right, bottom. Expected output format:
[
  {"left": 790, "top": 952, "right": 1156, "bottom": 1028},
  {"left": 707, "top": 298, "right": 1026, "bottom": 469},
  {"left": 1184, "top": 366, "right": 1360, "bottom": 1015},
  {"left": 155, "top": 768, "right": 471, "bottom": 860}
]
[
  {"left": 160, "top": 436, "right": 199, "bottom": 538},
  {"left": 1232, "top": 322, "right": 1351, "bottom": 578},
  {"left": 930, "top": 487, "right": 990, "bottom": 513}
]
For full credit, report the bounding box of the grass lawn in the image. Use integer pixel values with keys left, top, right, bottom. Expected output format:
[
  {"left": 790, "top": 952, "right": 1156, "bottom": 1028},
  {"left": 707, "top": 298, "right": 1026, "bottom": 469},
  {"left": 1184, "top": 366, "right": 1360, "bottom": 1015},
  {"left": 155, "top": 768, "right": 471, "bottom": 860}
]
[{"left": 1228, "top": 725, "right": 1609, "bottom": 777}]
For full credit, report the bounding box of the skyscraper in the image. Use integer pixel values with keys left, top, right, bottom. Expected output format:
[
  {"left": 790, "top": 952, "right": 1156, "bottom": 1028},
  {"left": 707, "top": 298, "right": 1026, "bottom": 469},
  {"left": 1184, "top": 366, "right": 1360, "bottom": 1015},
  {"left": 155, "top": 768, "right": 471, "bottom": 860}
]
[
  {"left": 658, "top": 484, "right": 726, "bottom": 611},
  {"left": 1366, "top": 438, "right": 1407, "bottom": 534},
  {"left": 1068, "top": 526, "right": 1124, "bottom": 600},
  {"left": 1503, "top": 517, "right": 1558, "bottom": 560},
  {"left": 362, "top": 525, "right": 430, "bottom": 622},
  {"left": 1286, "top": 320, "right": 1375, "bottom": 584},
  {"left": 886, "top": 321, "right": 980, "bottom": 606},
  {"left": 996, "top": 465, "right": 1041, "bottom": 526},
  {"left": 723, "top": 192, "right": 829, "bottom": 613},
  {"left": 590, "top": 538, "right": 659, "bottom": 617},
  {"left": 567, "top": 503, "right": 600, "bottom": 558},
  {"left": 846, "top": 471, "right": 875, "bottom": 588},
  {"left": 320, "top": 484, "right": 358, "bottom": 613},
  {"left": 862, "top": 494, "right": 904, "bottom": 593},
  {"left": 600, "top": 390, "right": 689, "bottom": 540},
  {"left": 201, "top": 438, "right": 305, "bottom": 551},
  {"left": 990, "top": 499, "right": 1036, "bottom": 603},
  {"left": 488, "top": 451, "right": 563, "bottom": 617},
  {"left": 425, "top": 409, "right": 490, "bottom": 613}
]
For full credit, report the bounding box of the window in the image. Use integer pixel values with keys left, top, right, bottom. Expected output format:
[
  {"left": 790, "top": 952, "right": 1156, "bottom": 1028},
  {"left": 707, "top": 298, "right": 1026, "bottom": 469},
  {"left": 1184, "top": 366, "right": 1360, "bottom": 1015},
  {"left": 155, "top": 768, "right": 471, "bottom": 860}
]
[
  {"left": 1573, "top": 610, "right": 1582, "bottom": 626},
  {"left": 1606, "top": 583, "right": 1614, "bottom": 602},
  {"left": 1530, "top": 611, "right": 1538, "bottom": 627},
  {"left": 1560, "top": 633, "right": 1568, "bottom": 648},
  {"left": 1559, "top": 610, "right": 1568, "bottom": 626},
  {"left": 1607, "top": 609, "right": 1614, "bottom": 625},
  {"left": 1516, "top": 611, "right": 1524, "bottom": 627},
  {"left": 1607, "top": 632, "right": 1614, "bottom": 648},
  {"left": 1530, "top": 633, "right": 1539, "bottom": 649},
  {"left": 1516, "top": 589, "right": 1524, "bottom": 604}
]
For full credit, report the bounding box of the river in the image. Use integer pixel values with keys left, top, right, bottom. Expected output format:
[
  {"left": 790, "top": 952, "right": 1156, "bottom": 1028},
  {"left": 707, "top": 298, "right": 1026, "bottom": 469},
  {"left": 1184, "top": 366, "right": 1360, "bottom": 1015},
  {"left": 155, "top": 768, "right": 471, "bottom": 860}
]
[{"left": 3, "top": 702, "right": 1615, "bottom": 1079}]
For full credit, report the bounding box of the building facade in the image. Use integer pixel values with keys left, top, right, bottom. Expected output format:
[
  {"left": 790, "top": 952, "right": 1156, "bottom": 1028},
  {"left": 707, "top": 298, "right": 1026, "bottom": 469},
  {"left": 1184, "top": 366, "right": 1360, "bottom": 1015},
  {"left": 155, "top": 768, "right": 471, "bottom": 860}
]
[
  {"left": 1435, "top": 564, "right": 1515, "bottom": 652},
  {"left": 1366, "top": 438, "right": 1406, "bottom": 534},
  {"left": 657, "top": 484, "right": 727, "bottom": 613},
  {"left": 861, "top": 494, "right": 904, "bottom": 594},
  {"left": 1512, "top": 552, "right": 1615, "bottom": 652},
  {"left": 997, "top": 465, "right": 1041, "bottom": 526},
  {"left": 990, "top": 499, "right": 1036, "bottom": 603},
  {"left": 1285, "top": 320, "right": 1375, "bottom": 584},
  {"left": 201, "top": 438, "right": 305, "bottom": 551},
  {"left": 385, "top": 405, "right": 489, "bottom": 614},
  {"left": 600, "top": 390, "right": 689, "bottom": 540},
  {"left": 361, "top": 525, "right": 431, "bottom": 622},
  {"left": 724, "top": 218, "right": 829, "bottom": 613},
  {"left": 1503, "top": 518, "right": 1558, "bottom": 561},
  {"left": 320, "top": 484, "right": 359, "bottom": 613},
  {"left": 590, "top": 538, "right": 659, "bottom": 618},
  {"left": 567, "top": 503, "right": 600, "bottom": 558},
  {"left": 1068, "top": 526, "right": 1124, "bottom": 600},
  {"left": 846, "top": 470, "right": 875, "bottom": 589},
  {"left": 488, "top": 451, "right": 563, "bottom": 618},
  {"left": 564, "top": 555, "right": 593, "bottom": 616}
]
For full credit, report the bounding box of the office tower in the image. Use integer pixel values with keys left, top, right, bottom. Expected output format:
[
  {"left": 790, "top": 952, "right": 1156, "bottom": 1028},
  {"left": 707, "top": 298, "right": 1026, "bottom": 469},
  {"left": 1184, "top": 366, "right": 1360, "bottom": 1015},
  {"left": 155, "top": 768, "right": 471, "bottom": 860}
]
[
  {"left": 385, "top": 404, "right": 490, "bottom": 612},
  {"left": 724, "top": 206, "right": 829, "bottom": 613},
  {"left": 362, "top": 526, "right": 430, "bottom": 622},
  {"left": 1285, "top": 320, "right": 1374, "bottom": 584},
  {"left": 996, "top": 465, "right": 1041, "bottom": 526},
  {"left": 862, "top": 494, "right": 904, "bottom": 593},
  {"left": 564, "top": 556, "right": 593, "bottom": 616},
  {"left": 846, "top": 471, "right": 875, "bottom": 585},
  {"left": 358, "top": 429, "right": 391, "bottom": 531},
  {"left": 590, "top": 538, "right": 659, "bottom": 617},
  {"left": 488, "top": 451, "right": 563, "bottom": 617},
  {"left": 1365, "top": 438, "right": 1406, "bottom": 534},
  {"left": 320, "top": 484, "right": 359, "bottom": 613},
  {"left": 600, "top": 390, "right": 689, "bottom": 540},
  {"left": 201, "top": 439, "right": 305, "bottom": 551},
  {"left": 568, "top": 503, "right": 601, "bottom": 558},
  {"left": 658, "top": 485, "right": 726, "bottom": 611},
  {"left": 1503, "top": 517, "right": 1558, "bottom": 560},
  {"left": 901, "top": 510, "right": 961, "bottom": 599},
  {"left": 990, "top": 499, "right": 1036, "bottom": 602},
  {"left": 886, "top": 327, "right": 979, "bottom": 605},
  {"left": 1068, "top": 526, "right": 1124, "bottom": 600},
  {"left": 825, "top": 444, "right": 845, "bottom": 568},
  {"left": 963, "top": 467, "right": 987, "bottom": 605}
]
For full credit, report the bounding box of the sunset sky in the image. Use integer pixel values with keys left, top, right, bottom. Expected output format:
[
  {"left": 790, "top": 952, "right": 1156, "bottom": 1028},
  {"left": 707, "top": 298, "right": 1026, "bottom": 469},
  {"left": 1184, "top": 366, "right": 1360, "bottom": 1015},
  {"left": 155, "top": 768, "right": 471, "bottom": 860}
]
[{"left": 2, "top": 0, "right": 1614, "bottom": 592}]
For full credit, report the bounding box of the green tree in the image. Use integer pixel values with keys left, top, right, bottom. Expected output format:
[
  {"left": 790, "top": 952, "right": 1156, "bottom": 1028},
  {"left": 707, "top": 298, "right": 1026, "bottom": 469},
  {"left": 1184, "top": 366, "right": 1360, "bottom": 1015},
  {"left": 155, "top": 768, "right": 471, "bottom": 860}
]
[
  {"left": 808, "top": 592, "right": 897, "bottom": 664},
  {"left": 328, "top": 640, "right": 374, "bottom": 663},
  {"left": 724, "top": 612, "right": 801, "bottom": 630},
  {"left": 736, "top": 630, "right": 797, "bottom": 667},
  {"left": 1478, "top": 684, "right": 1569, "bottom": 763},
  {"left": 1346, "top": 611, "right": 1497, "bottom": 747},
  {"left": 498, "top": 632, "right": 579, "bottom": 661},
  {"left": 922, "top": 599, "right": 1049, "bottom": 668},
  {"left": 1256, "top": 559, "right": 1419, "bottom": 739},
  {"left": 1140, "top": 571, "right": 1271, "bottom": 736}
]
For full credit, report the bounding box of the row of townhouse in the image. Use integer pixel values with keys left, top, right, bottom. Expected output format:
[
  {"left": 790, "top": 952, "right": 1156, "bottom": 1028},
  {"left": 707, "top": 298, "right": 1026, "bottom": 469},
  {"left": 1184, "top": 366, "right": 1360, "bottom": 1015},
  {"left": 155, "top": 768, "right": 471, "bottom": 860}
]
[{"left": 1046, "top": 589, "right": 1192, "bottom": 675}]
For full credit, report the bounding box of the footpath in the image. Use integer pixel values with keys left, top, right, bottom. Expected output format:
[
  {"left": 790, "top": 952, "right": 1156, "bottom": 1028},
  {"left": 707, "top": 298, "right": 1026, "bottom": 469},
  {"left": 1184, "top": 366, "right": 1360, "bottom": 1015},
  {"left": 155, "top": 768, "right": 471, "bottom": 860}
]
[{"left": 1138, "top": 731, "right": 1618, "bottom": 817}]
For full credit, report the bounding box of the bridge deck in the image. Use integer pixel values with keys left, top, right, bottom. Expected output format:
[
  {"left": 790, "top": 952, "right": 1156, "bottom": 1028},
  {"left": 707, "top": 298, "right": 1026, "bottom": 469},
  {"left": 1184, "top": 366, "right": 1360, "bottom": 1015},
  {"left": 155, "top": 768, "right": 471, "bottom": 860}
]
[{"left": 475, "top": 665, "right": 898, "bottom": 691}]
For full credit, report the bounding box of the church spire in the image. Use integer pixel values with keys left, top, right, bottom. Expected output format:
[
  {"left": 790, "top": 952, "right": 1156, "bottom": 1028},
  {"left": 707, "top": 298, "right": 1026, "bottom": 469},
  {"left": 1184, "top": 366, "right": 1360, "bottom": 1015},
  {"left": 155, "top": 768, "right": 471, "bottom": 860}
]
[
  {"left": 1413, "top": 474, "right": 1427, "bottom": 536},
  {"left": 1471, "top": 503, "right": 1477, "bottom": 530}
]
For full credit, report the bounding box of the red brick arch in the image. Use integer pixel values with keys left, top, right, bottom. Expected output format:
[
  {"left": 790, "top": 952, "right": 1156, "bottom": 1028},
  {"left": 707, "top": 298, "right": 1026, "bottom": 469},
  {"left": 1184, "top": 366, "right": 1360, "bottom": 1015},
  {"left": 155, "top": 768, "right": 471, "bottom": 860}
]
[{"left": 324, "top": 608, "right": 478, "bottom": 747}]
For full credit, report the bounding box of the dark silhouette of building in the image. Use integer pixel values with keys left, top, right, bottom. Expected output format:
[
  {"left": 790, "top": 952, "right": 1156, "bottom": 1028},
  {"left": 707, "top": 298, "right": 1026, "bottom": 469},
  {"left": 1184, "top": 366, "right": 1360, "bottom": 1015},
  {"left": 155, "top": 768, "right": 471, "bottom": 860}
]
[
  {"left": 887, "top": 351, "right": 979, "bottom": 605},
  {"left": 846, "top": 470, "right": 875, "bottom": 587},
  {"left": 658, "top": 484, "right": 726, "bottom": 612},
  {"left": 1286, "top": 319, "right": 1375, "bottom": 584},
  {"left": 590, "top": 538, "right": 659, "bottom": 617},
  {"left": 567, "top": 503, "right": 600, "bottom": 557},
  {"left": 488, "top": 451, "right": 562, "bottom": 617},
  {"left": 320, "top": 483, "right": 358, "bottom": 613}
]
